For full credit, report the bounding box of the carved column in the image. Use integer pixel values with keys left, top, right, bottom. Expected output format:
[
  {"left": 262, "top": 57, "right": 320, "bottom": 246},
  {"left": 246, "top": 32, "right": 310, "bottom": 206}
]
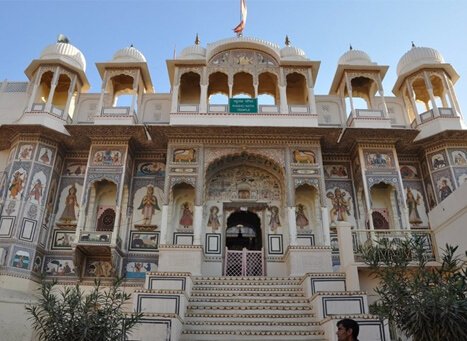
[
  {"left": 45, "top": 66, "right": 61, "bottom": 112},
  {"left": 97, "top": 70, "right": 109, "bottom": 116},
  {"left": 423, "top": 71, "right": 440, "bottom": 117},
  {"left": 199, "top": 67, "right": 208, "bottom": 113},
  {"left": 377, "top": 74, "right": 389, "bottom": 118},
  {"left": 358, "top": 148, "right": 374, "bottom": 230},
  {"left": 64, "top": 74, "right": 77, "bottom": 117},
  {"left": 285, "top": 147, "right": 297, "bottom": 245},
  {"left": 193, "top": 147, "right": 205, "bottom": 245},
  {"left": 406, "top": 80, "right": 421, "bottom": 125},
  {"left": 130, "top": 70, "right": 140, "bottom": 115},
  {"left": 345, "top": 73, "right": 356, "bottom": 118},
  {"left": 307, "top": 68, "right": 317, "bottom": 114},
  {"left": 27, "top": 69, "right": 42, "bottom": 111},
  {"left": 170, "top": 68, "right": 180, "bottom": 113},
  {"left": 160, "top": 160, "right": 172, "bottom": 245}
]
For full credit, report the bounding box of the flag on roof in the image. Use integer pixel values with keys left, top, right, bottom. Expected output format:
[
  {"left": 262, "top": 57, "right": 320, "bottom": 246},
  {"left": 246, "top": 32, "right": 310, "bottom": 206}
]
[{"left": 233, "top": 0, "right": 247, "bottom": 35}]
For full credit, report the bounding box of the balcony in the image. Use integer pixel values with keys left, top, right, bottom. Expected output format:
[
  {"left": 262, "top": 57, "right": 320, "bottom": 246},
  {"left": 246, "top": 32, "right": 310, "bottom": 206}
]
[
  {"left": 172, "top": 103, "right": 317, "bottom": 127},
  {"left": 19, "top": 103, "right": 72, "bottom": 134},
  {"left": 94, "top": 106, "right": 138, "bottom": 125},
  {"left": 411, "top": 107, "right": 465, "bottom": 140},
  {"left": 351, "top": 229, "right": 435, "bottom": 262},
  {"left": 346, "top": 108, "right": 392, "bottom": 128}
]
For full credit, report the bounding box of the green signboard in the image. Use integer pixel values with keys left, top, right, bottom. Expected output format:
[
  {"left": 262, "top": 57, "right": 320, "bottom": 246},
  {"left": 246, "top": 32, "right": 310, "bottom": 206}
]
[{"left": 229, "top": 98, "right": 258, "bottom": 113}]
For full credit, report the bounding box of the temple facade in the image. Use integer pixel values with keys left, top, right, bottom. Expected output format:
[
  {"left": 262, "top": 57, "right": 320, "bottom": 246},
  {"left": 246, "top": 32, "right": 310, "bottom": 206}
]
[{"left": 0, "top": 35, "right": 466, "bottom": 341}]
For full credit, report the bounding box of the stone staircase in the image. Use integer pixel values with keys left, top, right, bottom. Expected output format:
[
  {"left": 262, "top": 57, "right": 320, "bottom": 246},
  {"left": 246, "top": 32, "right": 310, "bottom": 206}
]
[
  {"left": 131, "top": 272, "right": 390, "bottom": 341},
  {"left": 180, "top": 276, "right": 325, "bottom": 340}
]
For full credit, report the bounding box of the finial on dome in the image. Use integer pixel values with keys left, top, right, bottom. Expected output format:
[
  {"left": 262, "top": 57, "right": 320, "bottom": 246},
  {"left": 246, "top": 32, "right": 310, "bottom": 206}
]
[
  {"left": 411, "top": 41, "right": 416, "bottom": 48},
  {"left": 195, "top": 33, "right": 200, "bottom": 45},
  {"left": 130, "top": 44, "right": 134, "bottom": 48},
  {"left": 285, "top": 35, "right": 291, "bottom": 46},
  {"left": 349, "top": 44, "right": 353, "bottom": 50},
  {"left": 57, "top": 34, "right": 69, "bottom": 44}
]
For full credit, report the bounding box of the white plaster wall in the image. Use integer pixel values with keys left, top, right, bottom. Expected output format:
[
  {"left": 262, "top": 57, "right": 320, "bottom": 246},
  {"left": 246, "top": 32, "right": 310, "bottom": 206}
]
[
  {"left": 0, "top": 149, "right": 9, "bottom": 173},
  {"left": 74, "top": 94, "right": 100, "bottom": 123},
  {"left": 0, "top": 92, "right": 28, "bottom": 124},
  {"left": 430, "top": 182, "right": 467, "bottom": 260}
]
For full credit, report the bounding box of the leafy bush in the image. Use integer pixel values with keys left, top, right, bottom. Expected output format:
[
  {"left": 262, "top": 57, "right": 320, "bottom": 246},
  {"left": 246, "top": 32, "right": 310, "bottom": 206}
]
[{"left": 26, "top": 278, "right": 142, "bottom": 341}]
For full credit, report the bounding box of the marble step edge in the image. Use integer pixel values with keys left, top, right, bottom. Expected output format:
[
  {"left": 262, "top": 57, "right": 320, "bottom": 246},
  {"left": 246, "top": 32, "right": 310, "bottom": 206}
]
[
  {"left": 192, "top": 280, "right": 302, "bottom": 286},
  {"left": 311, "top": 290, "right": 367, "bottom": 298},
  {"left": 189, "top": 297, "right": 311, "bottom": 304},
  {"left": 181, "top": 330, "right": 325, "bottom": 336},
  {"left": 187, "top": 305, "right": 312, "bottom": 311},
  {"left": 184, "top": 320, "right": 320, "bottom": 326},
  {"left": 185, "top": 312, "right": 315, "bottom": 318},
  {"left": 191, "top": 291, "right": 305, "bottom": 297},
  {"left": 192, "top": 286, "right": 303, "bottom": 292},
  {"left": 135, "top": 289, "right": 185, "bottom": 294}
]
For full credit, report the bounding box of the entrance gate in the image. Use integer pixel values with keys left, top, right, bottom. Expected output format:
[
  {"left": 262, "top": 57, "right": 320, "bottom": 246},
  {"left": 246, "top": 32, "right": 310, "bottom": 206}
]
[{"left": 224, "top": 247, "right": 265, "bottom": 276}]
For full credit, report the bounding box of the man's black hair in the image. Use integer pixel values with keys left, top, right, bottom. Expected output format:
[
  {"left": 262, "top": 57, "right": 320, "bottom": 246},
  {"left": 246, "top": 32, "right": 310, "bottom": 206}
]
[{"left": 337, "top": 318, "right": 359, "bottom": 340}]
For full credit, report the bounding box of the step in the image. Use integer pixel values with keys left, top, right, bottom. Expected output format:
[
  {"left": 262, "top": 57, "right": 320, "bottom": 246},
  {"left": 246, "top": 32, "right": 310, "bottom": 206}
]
[
  {"left": 187, "top": 305, "right": 313, "bottom": 315},
  {"left": 184, "top": 312, "right": 316, "bottom": 322},
  {"left": 192, "top": 276, "right": 303, "bottom": 286},
  {"left": 180, "top": 329, "right": 326, "bottom": 340},
  {"left": 188, "top": 297, "right": 311, "bottom": 306},
  {"left": 184, "top": 320, "right": 320, "bottom": 331},
  {"left": 191, "top": 290, "right": 305, "bottom": 298},
  {"left": 192, "top": 285, "right": 304, "bottom": 292}
]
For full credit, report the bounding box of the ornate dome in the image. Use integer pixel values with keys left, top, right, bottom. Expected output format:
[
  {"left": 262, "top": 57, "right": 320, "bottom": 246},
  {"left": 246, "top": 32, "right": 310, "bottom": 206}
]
[
  {"left": 179, "top": 44, "right": 206, "bottom": 59},
  {"left": 280, "top": 45, "right": 306, "bottom": 60},
  {"left": 338, "top": 49, "right": 373, "bottom": 65},
  {"left": 112, "top": 46, "right": 147, "bottom": 63},
  {"left": 397, "top": 46, "right": 445, "bottom": 76},
  {"left": 39, "top": 42, "right": 86, "bottom": 71}
]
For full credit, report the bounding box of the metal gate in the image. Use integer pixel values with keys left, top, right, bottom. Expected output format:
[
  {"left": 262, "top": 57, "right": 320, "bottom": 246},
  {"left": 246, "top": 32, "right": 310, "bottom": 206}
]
[{"left": 224, "top": 247, "right": 264, "bottom": 276}]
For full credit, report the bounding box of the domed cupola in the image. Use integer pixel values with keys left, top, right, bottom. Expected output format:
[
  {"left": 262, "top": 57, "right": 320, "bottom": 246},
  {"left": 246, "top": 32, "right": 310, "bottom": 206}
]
[
  {"left": 338, "top": 48, "right": 373, "bottom": 66},
  {"left": 112, "top": 45, "right": 147, "bottom": 63},
  {"left": 280, "top": 36, "right": 307, "bottom": 61},
  {"left": 397, "top": 45, "right": 445, "bottom": 77},
  {"left": 179, "top": 34, "right": 206, "bottom": 60},
  {"left": 39, "top": 37, "right": 86, "bottom": 71}
]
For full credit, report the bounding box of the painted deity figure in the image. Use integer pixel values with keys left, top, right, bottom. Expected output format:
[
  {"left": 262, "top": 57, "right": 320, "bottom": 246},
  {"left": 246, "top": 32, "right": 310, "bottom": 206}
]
[
  {"left": 179, "top": 202, "right": 193, "bottom": 228},
  {"left": 295, "top": 204, "right": 309, "bottom": 229},
  {"left": 9, "top": 171, "right": 24, "bottom": 199},
  {"left": 327, "top": 188, "right": 351, "bottom": 223},
  {"left": 207, "top": 206, "right": 221, "bottom": 231},
  {"left": 269, "top": 206, "right": 281, "bottom": 231},
  {"left": 60, "top": 185, "right": 79, "bottom": 222},
  {"left": 454, "top": 152, "right": 467, "bottom": 166},
  {"left": 406, "top": 188, "right": 422, "bottom": 225},
  {"left": 138, "top": 186, "right": 160, "bottom": 225},
  {"left": 29, "top": 179, "right": 43, "bottom": 203},
  {"left": 439, "top": 179, "right": 452, "bottom": 201}
]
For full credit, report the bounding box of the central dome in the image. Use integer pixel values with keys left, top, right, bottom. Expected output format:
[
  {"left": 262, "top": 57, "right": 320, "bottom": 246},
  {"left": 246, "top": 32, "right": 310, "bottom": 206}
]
[
  {"left": 112, "top": 46, "right": 146, "bottom": 63},
  {"left": 338, "top": 49, "right": 373, "bottom": 65},
  {"left": 397, "top": 46, "right": 445, "bottom": 76},
  {"left": 40, "top": 42, "right": 86, "bottom": 71}
]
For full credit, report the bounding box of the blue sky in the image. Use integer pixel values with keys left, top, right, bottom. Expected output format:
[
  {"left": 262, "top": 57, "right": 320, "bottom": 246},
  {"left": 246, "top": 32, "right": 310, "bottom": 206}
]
[{"left": 1, "top": 0, "right": 467, "bottom": 112}]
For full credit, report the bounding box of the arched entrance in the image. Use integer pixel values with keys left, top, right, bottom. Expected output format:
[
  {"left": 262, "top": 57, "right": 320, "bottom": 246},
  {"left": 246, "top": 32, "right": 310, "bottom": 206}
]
[
  {"left": 226, "top": 210, "right": 262, "bottom": 251},
  {"left": 224, "top": 209, "right": 264, "bottom": 276}
]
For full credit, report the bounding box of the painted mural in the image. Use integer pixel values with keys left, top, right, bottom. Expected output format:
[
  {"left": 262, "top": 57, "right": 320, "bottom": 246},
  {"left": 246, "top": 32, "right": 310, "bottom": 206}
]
[
  {"left": 324, "top": 165, "right": 349, "bottom": 179},
  {"left": 133, "top": 185, "right": 162, "bottom": 228},
  {"left": 17, "top": 143, "right": 35, "bottom": 161},
  {"left": 293, "top": 150, "right": 316, "bottom": 164},
  {"left": 27, "top": 171, "right": 46, "bottom": 205},
  {"left": 37, "top": 147, "right": 53, "bottom": 165},
  {"left": 136, "top": 161, "right": 165, "bottom": 177},
  {"left": 8, "top": 169, "right": 27, "bottom": 200},
  {"left": 51, "top": 230, "right": 76, "bottom": 250},
  {"left": 124, "top": 260, "right": 157, "bottom": 279},
  {"left": 85, "top": 259, "right": 114, "bottom": 277},
  {"left": 45, "top": 258, "right": 76, "bottom": 276},
  {"left": 207, "top": 206, "right": 221, "bottom": 231},
  {"left": 451, "top": 150, "right": 467, "bottom": 166},
  {"left": 207, "top": 166, "right": 281, "bottom": 201},
  {"left": 56, "top": 183, "right": 82, "bottom": 224},
  {"left": 400, "top": 165, "right": 419, "bottom": 179},
  {"left": 64, "top": 162, "right": 87, "bottom": 176},
  {"left": 91, "top": 148, "right": 124, "bottom": 166},
  {"left": 364, "top": 151, "right": 394, "bottom": 168},
  {"left": 179, "top": 202, "right": 194, "bottom": 229},
  {"left": 431, "top": 152, "right": 447, "bottom": 170},
  {"left": 437, "top": 177, "right": 454, "bottom": 202},
  {"left": 326, "top": 187, "right": 354, "bottom": 225},
  {"left": 12, "top": 249, "right": 31, "bottom": 269},
  {"left": 173, "top": 149, "right": 196, "bottom": 163},
  {"left": 295, "top": 203, "right": 310, "bottom": 230},
  {"left": 129, "top": 231, "right": 159, "bottom": 251},
  {"left": 405, "top": 187, "right": 428, "bottom": 227}
]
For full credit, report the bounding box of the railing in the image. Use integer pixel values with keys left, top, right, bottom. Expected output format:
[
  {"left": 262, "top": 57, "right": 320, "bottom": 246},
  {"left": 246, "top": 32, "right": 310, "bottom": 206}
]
[
  {"left": 351, "top": 229, "right": 435, "bottom": 262},
  {"left": 208, "top": 104, "right": 228, "bottom": 113},
  {"left": 101, "top": 106, "right": 132, "bottom": 116},
  {"left": 419, "top": 109, "right": 434, "bottom": 122},
  {"left": 31, "top": 103, "right": 66, "bottom": 119},
  {"left": 289, "top": 105, "right": 309, "bottom": 113},
  {"left": 224, "top": 247, "right": 264, "bottom": 276},
  {"left": 355, "top": 109, "right": 384, "bottom": 117}
]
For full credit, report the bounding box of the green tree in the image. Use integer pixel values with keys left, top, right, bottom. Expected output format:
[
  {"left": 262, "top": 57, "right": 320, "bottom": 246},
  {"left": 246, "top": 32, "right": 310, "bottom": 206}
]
[
  {"left": 26, "top": 278, "right": 142, "bottom": 341},
  {"left": 359, "top": 236, "right": 467, "bottom": 341}
]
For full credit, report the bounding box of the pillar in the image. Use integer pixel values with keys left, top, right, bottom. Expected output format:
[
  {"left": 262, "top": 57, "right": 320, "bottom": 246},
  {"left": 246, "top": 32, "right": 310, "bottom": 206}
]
[
  {"left": 44, "top": 66, "right": 60, "bottom": 112},
  {"left": 345, "top": 74, "right": 356, "bottom": 117},
  {"left": 423, "top": 71, "right": 440, "bottom": 117}
]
